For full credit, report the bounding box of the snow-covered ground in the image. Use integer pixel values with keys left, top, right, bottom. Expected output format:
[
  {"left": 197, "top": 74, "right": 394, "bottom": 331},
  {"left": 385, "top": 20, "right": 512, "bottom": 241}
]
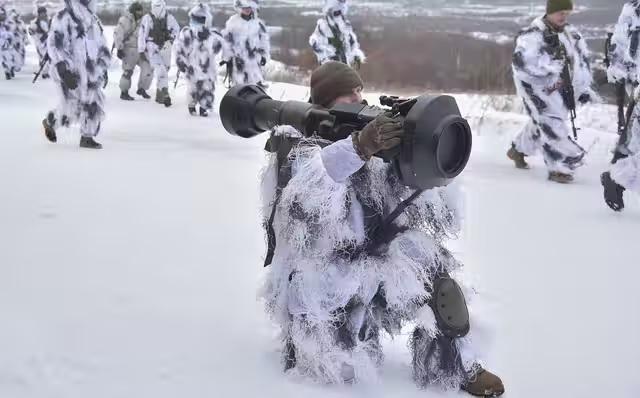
[{"left": 1, "top": 43, "right": 639, "bottom": 398}]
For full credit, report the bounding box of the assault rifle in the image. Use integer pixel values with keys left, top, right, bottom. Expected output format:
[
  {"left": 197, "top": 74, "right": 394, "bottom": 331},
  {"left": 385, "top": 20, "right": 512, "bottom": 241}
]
[{"left": 32, "top": 53, "right": 50, "bottom": 83}]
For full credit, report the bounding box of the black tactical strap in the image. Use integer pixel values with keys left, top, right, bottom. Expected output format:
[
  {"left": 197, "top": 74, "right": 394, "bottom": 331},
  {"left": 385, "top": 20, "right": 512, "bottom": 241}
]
[{"left": 263, "top": 136, "right": 298, "bottom": 267}]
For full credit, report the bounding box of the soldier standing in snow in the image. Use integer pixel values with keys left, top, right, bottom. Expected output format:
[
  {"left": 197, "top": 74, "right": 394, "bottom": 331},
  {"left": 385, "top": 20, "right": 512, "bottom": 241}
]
[
  {"left": 309, "top": 0, "right": 365, "bottom": 69},
  {"left": 601, "top": 0, "right": 640, "bottom": 212},
  {"left": 220, "top": 0, "right": 270, "bottom": 87},
  {"left": 175, "top": 3, "right": 224, "bottom": 117},
  {"left": 114, "top": 1, "right": 152, "bottom": 101},
  {"left": 41, "top": 0, "right": 111, "bottom": 149},
  {"left": 260, "top": 61, "right": 505, "bottom": 397},
  {"left": 508, "top": 0, "right": 596, "bottom": 184},
  {"left": 138, "top": 0, "right": 180, "bottom": 107},
  {"left": 29, "top": 5, "right": 50, "bottom": 80},
  {"left": 10, "top": 8, "right": 27, "bottom": 74},
  {"left": 0, "top": 1, "right": 18, "bottom": 80}
]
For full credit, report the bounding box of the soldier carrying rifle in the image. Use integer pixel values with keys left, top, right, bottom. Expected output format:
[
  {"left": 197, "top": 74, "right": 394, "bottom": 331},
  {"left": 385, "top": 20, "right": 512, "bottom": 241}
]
[{"left": 508, "top": 0, "right": 596, "bottom": 184}]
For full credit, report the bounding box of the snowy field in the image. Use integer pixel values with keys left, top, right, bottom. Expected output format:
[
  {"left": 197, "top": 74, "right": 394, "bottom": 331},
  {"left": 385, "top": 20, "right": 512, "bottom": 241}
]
[{"left": 1, "top": 44, "right": 639, "bottom": 398}]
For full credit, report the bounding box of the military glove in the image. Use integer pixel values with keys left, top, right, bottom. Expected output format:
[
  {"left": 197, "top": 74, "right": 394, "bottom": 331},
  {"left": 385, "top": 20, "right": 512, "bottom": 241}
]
[
  {"left": 578, "top": 93, "right": 591, "bottom": 104},
  {"left": 352, "top": 113, "right": 404, "bottom": 161},
  {"left": 56, "top": 62, "right": 79, "bottom": 90},
  {"left": 177, "top": 61, "right": 187, "bottom": 73},
  {"left": 260, "top": 57, "right": 267, "bottom": 67},
  {"left": 116, "top": 49, "right": 125, "bottom": 60}
]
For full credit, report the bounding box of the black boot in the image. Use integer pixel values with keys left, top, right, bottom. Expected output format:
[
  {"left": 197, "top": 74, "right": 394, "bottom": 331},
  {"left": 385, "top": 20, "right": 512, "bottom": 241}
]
[
  {"left": 120, "top": 91, "right": 135, "bottom": 101},
  {"left": 162, "top": 88, "right": 172, "bottom": 107},
  {"left": 42, "top": 73, "right": 50, "bottom": 79},
  {"left": 601, "top": 172, "right": 625, "bottom": 212},
  {"left": 42, "top": 118, "right": 57, "bottom": 143},
  {"left": 199, "top": 107, "right": 209, "bottom": 117},
  {"left": 136, "top": 88, "right": 151, "bottom": 99},
  {"left": 5, "top": 72, "right": 11, "bottom": 80},
  {"left": 188, "top": 105, "right": 197, "bottom": 116},
  {"left": 80, "top": 136, "right": 103, "bottom": 149}
]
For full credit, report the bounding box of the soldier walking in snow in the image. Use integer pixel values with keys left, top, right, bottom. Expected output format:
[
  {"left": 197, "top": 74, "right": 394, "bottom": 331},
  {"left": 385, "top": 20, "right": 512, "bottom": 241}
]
[
  {"left": 601, "top": 0, "right": 640, "bottom": 211},
  {"left": 114, "top": 1, "right": 152, "bottom": 101},
  {"left": 309, "top": 0, "right": 365, "bottom": 69},
  {"left": 41, "top": 0, "right": 111, "bottom": 149},
  {"left": 260, "top": 61, "right": 505, "bottom": 397},
  {"left": 10, "top": 8, "right": 27, "bottom": 74},
  {"left": 29, "top": 5, "right": 50, "bottom": 80},
  {"left": 175, "top": 3, "right": 224, "bottom": 117},
  {"left": 0, "top": 1, "right": 18, "bottom": 80},
  {"left": 220, "top": 0, "right": 270, "bottom": 87},
  {"left": 138, "top": 0, "right": 180, "bottom": 107},
  {"left": 508, "top": 0, "right": 596, "bottom": 184}
]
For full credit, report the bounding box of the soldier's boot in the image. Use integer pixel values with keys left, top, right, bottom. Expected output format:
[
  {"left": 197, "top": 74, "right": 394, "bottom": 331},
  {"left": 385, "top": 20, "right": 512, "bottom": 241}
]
[
  {"left": 5, "top": 71, "right": 11, "bottom": 80},
  {"left": 548, "top": 171, "right": 574, "bottom": 184},
  {"left": 155, "top": 89, "right": 164, "bottom": 104},
  {"left": 42, "top": 118, "right": 57, "bottom": 143},
  {"left": 120, "top": 91, "right": 135, "bottom": 101},
  {"left": 162, "top": 88, "right": 172, "bottom": 107},
  {"left": 507, "top": 144, "right": 529, "bottom": 169},
  {"left": 461, "top": 366, "right": 505, "bottom": 397},
  {"left": 601, "top": 172, "right": 625, "bottom": 212},
  {"left": 188, "top": 105, "right": 197, "bottom": 116},
  {"left": 136, "top": 88, "right": 151, "bottom": 99},
  {"left": 79, "top": 136, "right": 102, "bottom": 149},
  {"left": 199, "top": 107, "right": 209, "bottom": 117}
]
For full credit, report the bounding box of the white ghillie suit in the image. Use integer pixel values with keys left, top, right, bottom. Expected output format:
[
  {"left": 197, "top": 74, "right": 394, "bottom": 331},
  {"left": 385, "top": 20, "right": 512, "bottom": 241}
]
[
  {"left": 45, "top": 0, "right": 111, "bottom": 138},
  {"left": 309, "top": 0, "right": 365, "bottom": 68},
  {"left": 175, "top": 3, "right": 223, "bottom": 113},
  {"left": 114, "top": 4, "right": 152, "bottom": 95},
  {"left": 29, "top": 8, "right": 51, "bottom": 78},
  {"left": 261, "top": 128, "right": 483, "bottom": 388},
  {"left": 137, "top": 0, "right": 179, "bottom": 101},
  {"left": 607, "top": 0, "right": 640, "bottom": 193},
  {"left": 512, "top": 17, "right": 596, "bottom": 176},
  {"left": 221, "top": 0, "right": 270, "bottom": 86},
  {"left": 10, "top": 9, "right": 27, "bottom": 72}
]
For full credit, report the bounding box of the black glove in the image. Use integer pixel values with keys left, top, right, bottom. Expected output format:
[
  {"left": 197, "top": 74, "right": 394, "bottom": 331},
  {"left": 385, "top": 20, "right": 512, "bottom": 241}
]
[
  {"left": 56, "top": 62, "right": 79, "bottom": 90},
  {"left": 116, "top": 49, "right": 125, "bottom": 60},
  {"left": 103, "top": 71, "right": 108, "bottom": 88},
  {"left": 578, "top": 93, "right": 591, "bottom": 104},
  {"left": 177, "top": 61, "right": 187, "bottom": 73},
  {"left": 352, "top": 113, "right": 404, "bottom": 161},
  {"left": 219, "top": 60, "right": 227, "bottom": 67},
  {"left": 260, "top": 57, "right": 267, "bottom": 67}
]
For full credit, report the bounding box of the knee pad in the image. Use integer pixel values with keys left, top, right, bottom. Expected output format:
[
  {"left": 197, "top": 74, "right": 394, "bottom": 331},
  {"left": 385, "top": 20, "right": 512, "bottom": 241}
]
[{"left": 429, "top": 276, "right": 469, "bottom": 338}]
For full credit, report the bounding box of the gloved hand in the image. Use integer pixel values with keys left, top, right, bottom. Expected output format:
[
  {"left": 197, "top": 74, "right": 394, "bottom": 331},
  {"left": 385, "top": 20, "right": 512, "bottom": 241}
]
[
  {"left": 116, "top": 49, "right": 125, "bottom": 60},
  {"left": 352, "top": 113, "right": 404, "bottom": 161},
  {"left": 56, "top": 62, "right": 79, "bottom": 90},
  {"left": 177, "top": 61, "right": 187, "bottom": 73},
  {"left": 578, "top": 93, "right": 591, "bottom": 104},
  {"left": 353, "top": 57, "right": 362, "bottom": 70},
  {"left": 260, "top": 57, "right": 267, "bottom": 67}
]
